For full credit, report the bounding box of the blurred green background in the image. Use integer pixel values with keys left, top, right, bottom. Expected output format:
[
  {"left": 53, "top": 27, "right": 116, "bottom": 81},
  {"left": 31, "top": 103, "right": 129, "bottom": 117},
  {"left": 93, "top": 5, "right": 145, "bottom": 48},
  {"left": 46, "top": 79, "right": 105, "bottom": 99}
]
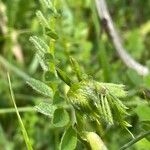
[{"left": 0, "top": 0, "right": 150, "bottom": 149}]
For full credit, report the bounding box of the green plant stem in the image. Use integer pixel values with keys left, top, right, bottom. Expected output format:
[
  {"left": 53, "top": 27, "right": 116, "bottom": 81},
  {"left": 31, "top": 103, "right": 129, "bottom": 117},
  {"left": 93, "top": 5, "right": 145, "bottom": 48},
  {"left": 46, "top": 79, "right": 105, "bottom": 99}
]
[
  {"left": 120, "top": 130, "right": 150, "bottom": 150},
  {"left": 0, "top": 107, "right": 34, "bottom": 114}
]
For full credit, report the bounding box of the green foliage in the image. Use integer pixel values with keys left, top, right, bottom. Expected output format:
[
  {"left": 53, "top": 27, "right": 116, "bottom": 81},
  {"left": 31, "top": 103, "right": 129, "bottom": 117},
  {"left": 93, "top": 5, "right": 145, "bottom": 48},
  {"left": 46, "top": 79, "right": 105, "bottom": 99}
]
[
  {"left": 36, "top": 10, "right": 49, "bottom": 28},
  {"left": 35, "top": 102, "right": 56, "bottom": 117},
  {"left": 0, "top": 0, "right": 150, "bottom": 149},
  {"left": 56, "top": 68, "right": 73, "bottom": 86},
  {"left": 27, "top": 1, "right": 135, "bottom": 148},
  {"left": 135, "top": 105, "right": 150, "bottom": 122},
  {"left": 52, "top": 108, "right": 70, "bottom": 127},
  {"left": 60, "top": 126, "right": 77, "bottom": 150},
  {"left": 29, "top": 36, "right": 49, "bottom": 53},
  {"left": 45, "top": 27, "right": 59, "bottom": 40},
  {"left": 67, "top": 79, "right": 130, "bottom": 130},
  {"left": 29, "top": 36, "right": 49, "bottom": 70},
  {"left": 70, "top": 56, "right": 83, "bottom": 81},
  {"left": 27, "top": 78, "right": 53, "bottom": 98}
]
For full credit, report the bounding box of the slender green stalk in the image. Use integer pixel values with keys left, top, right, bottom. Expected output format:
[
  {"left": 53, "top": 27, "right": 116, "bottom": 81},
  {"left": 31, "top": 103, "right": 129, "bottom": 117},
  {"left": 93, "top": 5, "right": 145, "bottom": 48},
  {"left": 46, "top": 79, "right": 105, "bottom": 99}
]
[
  {"left": 120, "top": 130, "right": 150, "bottom": 150},
  {"left": 7, "top": 73, "right": 33, "bottom": 150},
  {"left": 0, "top": 107, "right": 34, "bottom": 114}
]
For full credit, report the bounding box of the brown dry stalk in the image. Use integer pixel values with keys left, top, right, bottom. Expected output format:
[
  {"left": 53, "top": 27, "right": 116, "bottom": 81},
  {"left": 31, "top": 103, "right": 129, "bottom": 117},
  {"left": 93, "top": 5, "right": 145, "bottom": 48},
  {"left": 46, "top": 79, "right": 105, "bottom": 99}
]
[{"left": 95, "top": 0, "right": 149, "bottom": 76}]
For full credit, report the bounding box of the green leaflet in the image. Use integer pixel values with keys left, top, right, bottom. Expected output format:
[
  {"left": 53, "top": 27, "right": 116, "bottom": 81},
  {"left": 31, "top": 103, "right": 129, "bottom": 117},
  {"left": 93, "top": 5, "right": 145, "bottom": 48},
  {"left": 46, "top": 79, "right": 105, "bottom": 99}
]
[
  {"left": 29, "top": 36, "right": 49, "bottom": 53},
  {"left": 36, "top": 10, "right": 49, "bottom": 28},
  {"left": 44, "top": 52, "right": 54, "bottom": 63},
  {"left": 27, "top": 78, "right": 53, "bottom": 98},
  {"left": 59, "top": 126, "right": 77, "bottom": 150},
  {"left": 53, "top": 91, "right": 65, "bottom": 105},
  {"left": 44, "top": 71, "right": 56, "bottom": 82},
  {"left": 40, "top": 0, "right": 57, "bottom": 15},
  {"left": 41, "top": 0, "right": 53, "bottom": 9},
  {"left": 36, "top": 53, "right": 48, "bottom": 71},
  {"left": 35, "top": 102, "right": 56, "bottom": 117},
  {"left": 70, "top": 57, "right": 82, "bottom": 81},
  {"left": 30, "top": 36, "right": 49, "bottom": 70},
  {"left": 45, "top": 27, "right": 59, "bottom": 40},
  {"left": 52, "top": 108, "right": 70, "bottom": 127},
  {"left": 56, "top": 68, "right": 73, "bottom": 86}
]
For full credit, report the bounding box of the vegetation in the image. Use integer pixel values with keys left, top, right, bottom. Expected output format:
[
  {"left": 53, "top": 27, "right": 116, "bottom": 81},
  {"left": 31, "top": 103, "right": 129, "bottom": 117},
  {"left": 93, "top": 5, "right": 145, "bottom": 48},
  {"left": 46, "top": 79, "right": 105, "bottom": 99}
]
[{"left": 0, "top": 0, "right": 150, "bottom": 149}]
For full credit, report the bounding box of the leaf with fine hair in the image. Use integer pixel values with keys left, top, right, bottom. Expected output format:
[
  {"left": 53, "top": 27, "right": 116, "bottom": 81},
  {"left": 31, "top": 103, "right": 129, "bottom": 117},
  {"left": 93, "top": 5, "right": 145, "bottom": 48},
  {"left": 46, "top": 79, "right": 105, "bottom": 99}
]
[
  {"left": 30, "top": 36, "right": 49, "bottom": 70},
  {"left": 27, "top": 78, "right": 53, "bottom": 98},
  {"left": 36, "top": 10, "right": 49, "bottom": 28},
  {"left": 40, "top": 0, "right": 57, "bottom": 14},
  {"left": 35, "top": 102, "right": 56, "bottom": 117},
  {"left": 35, "top": 53, "right": 48, "bottom": 71},
  {"left": 40, "top": 0, "right": 53, "bottom": 9},
  {"left": 29, "top": 36, "right": 49, "bottom": 53}
]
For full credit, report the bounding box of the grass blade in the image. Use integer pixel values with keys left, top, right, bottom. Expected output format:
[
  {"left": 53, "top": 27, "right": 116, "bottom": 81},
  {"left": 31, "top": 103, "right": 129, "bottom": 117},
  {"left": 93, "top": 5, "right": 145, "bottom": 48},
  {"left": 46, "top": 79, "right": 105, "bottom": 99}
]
[{"left": 7, "top": 73, "right": 33, "bottom": 150}]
